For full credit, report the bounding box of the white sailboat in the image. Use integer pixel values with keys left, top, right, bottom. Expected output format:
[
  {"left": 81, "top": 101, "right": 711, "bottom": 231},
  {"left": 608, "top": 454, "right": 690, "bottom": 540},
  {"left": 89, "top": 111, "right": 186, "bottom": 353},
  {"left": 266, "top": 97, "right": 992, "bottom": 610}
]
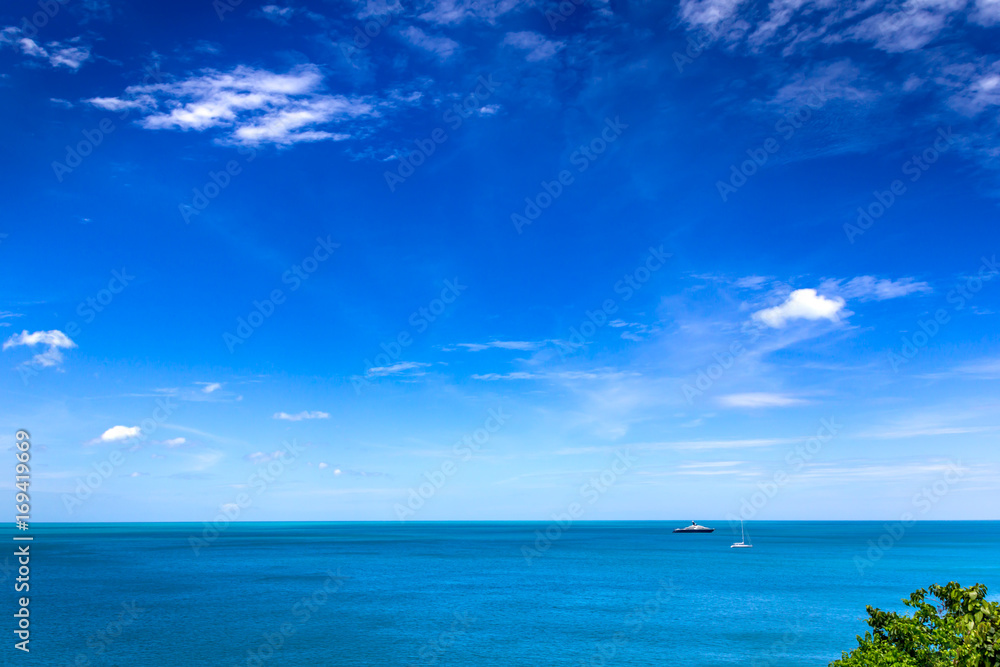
[{"left": 731, "top": 519, "right": 753, "bottom": 548}]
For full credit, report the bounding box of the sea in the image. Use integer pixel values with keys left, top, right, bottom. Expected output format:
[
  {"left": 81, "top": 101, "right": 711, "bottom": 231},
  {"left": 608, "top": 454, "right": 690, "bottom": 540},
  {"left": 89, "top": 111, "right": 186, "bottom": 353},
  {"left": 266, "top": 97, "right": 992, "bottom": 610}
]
[{"left": 6, "top": 521, "right": 999, "bottom": 666}]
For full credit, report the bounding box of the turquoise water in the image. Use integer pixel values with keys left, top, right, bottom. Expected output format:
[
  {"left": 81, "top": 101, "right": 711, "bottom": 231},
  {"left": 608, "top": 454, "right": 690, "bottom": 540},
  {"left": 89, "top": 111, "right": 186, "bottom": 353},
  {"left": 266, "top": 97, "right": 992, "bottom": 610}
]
[{"left": 7, "top": 521, "right": 999, "bottom": 666}]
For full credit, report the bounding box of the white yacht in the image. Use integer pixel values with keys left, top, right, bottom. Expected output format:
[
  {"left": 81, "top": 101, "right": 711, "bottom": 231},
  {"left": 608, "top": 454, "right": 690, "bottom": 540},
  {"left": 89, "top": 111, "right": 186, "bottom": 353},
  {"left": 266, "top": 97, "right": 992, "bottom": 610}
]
[
  {"left": 673, "top": 520, "right": 714, "bottom": 533},
  {"left": 731, "top": 519, "right": 753, "bottom": 548}
]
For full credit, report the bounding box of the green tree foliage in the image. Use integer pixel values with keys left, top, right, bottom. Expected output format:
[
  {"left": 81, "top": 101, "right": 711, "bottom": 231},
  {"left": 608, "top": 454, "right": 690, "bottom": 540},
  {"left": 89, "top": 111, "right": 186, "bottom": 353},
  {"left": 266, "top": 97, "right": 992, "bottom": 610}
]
[{"left": 831, "top": 582, "right": 999, "bottom": 667}]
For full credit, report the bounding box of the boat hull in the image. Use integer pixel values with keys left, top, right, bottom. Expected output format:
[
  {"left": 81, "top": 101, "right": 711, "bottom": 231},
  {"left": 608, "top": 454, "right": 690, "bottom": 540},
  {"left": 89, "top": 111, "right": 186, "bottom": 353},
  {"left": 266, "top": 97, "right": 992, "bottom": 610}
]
[{"left": 672, "top": 528, "right": 715, "bottom": 533}]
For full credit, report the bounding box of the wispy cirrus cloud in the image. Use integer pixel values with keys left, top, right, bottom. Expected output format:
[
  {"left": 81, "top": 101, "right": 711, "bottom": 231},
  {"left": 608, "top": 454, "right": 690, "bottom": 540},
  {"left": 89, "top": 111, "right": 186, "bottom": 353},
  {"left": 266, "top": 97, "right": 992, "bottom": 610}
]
[
  {"left": 471, "top": 371, "right": 538, "bottom": 380},
  {"left": 678, "top": 0, "right": 746, "bottom": 31},
  {"left": 273, "top": 410, "right": 330, "bottom": 421},
  {"left": 820, "top": 276, "right": 932, "bottom": 301},
  {"left": 454, "top": 340, "right": 547, "bottom": 352},
  {"left": 400, "top": 26, "right": 460, "bottom": 60},
  {"left": 555, "top": 437, "right": 799, "bottom": 455},
  {"left": 502, "top": 31, "right": 565, "bottom": 61},
  {"left": 416, "top": 0, "right": 523, "bottom": 26},
  {"left": 717, "top": 392, "right": 809, "bottom": 408},
  {"left": 0, "top": 311, "right": 23, "bottom": 327},
  {"left": 366, "top": 361, "right": 431, "bottom": 377},
  {"left": 88, "top": 64, "right": 379, "bottom": 147},
  {"left": 847, "top": 1, "right": 963, "bottom": 53},
  {"left": 244, "top": 451, "right": 286, "bottom": 463},
  {"left": 253, "top": 4, "right": 295, "bottom": 24}
]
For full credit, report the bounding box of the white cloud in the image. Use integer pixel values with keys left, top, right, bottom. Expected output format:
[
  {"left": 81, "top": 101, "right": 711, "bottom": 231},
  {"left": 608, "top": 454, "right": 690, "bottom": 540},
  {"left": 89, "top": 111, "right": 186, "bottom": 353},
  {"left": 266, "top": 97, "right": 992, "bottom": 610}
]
[
  {"left": 503, "top": 31, "right": 564, "bottom": 61},
  {"left": 256, "top": 4, "right": 296, "bottom": 23},
  {"left": 417, "top": 0, "right": 522, "bottom": 25},
  {"left": 457, "top": 340, "right": 544, "bottom": 351},
  {"left": 471, "top": 372, "right": 538, "bottom": 380},
  {"left": 0, "top": 311, "right": 22, "bottom": 327},
  {"left": 678, "top": 0, "right": 747, "bottom": 30},
  {"left": 848, "top": 0, "right": 964, "bottom": 53},
  {"left": 48, "top": 44, "right": 91, "bottom": 69},
  {"left": 971, "top": 0, "right": 1000, "bottom": 25},
  {"left": 399, "top": 26, "right": 460, "bottom": 60},
  {"left": 318, "top": 462, "right": 329, "bottom": 469},
  {"left": 752, "top": 289, "right": 845, "bottom": 328},
  {"left": 199, "top": 382, "right": 223, "bottom": 393},
  {"left": 919, "top": 357, "right": 1000, "bottom": 380},
  {"left": 733, "top": 275, "right": 770, "bottom": 289},
  {"left": 88, "top": 96, "right": 154, "bottom": 112},
  {"left": 366, "top": 361, "right": 431, "bottom": 377},
  {"left": 88, "top": 65, "right": 377, "bottom": 147},
  {"left": 100, "top": 425, "right": 142, "bottom": 442},
  {"left": 717, "top": 392, "right": 808, "bottom": 408},
  {"left": 821, "top": 276, "right": 932, "bottom": 301},
  {"left": 244, "top": 451, "right": 285, "bottom": 463},
  {"left": 939, "top": 61, "right": 1000, "bottom": 116},
  {"left": 555, "top": 437, "right": 798, "bottom": 454},
  {"left": 471, "top": 369, "right": 634, "bottom": 382},
  {"left": 771, "top": 60, "right": 873, "bottom": 109},
  {"left": 273, "top": 410, "right": 330, "bottom": 421},
  {"left": 0, "top": 28, "right": 91, "bottom": 69},
  {"left": 3, "top": 329, "right": 77, "bottom": 367},
  {"left": 161, "top": 437, "right": 186, "bottom": 447}
]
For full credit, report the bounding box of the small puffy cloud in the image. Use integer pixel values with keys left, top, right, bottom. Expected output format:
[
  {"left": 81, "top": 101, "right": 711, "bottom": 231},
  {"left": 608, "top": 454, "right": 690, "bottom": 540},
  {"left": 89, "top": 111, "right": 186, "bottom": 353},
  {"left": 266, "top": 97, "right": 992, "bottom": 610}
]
[
  {"left": 318, "top": 462, "right": 329, "bottom": 469},
  {"left": 273, "top": 410, "right": 330, "bottom": 421},
  {"left": 821, "top": 276, "right": 931, "bottom": 302},
  {"left": 161, "top": 437, "right": 186, "bottom": 447},
  {"left": 366, "top": 361, "right": 431, "bottom": 377},
  {"left": 87, "top": 64, "right": 376, "bottom": 147},
  {"left": 100, "top": 425, "right": 142, "bottom": 442},
  {"left": 0, "top": 28, "right": 91, "bottom": 69},
  {"left": 3, "top": 329, "right": 77, "bottom": 367},
  {"left": 752, "top": 289, "right": 845, "bottom": 328},
  {"left": 502, "top": 31, "right": 564, "bottom": 61},
  {"left": 198, "top": 382, "right": 223, "bottom": 393},
  {"left": 399, "top": 26, "right": 459, "bottom": 60},
  {"left": 718, "top": 393, "right": 808, "bottom": 408}
]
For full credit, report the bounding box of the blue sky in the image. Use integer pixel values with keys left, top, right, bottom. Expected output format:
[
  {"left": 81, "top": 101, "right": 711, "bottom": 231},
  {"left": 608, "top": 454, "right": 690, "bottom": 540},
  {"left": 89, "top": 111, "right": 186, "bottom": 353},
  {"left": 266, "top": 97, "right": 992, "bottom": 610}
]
[{"left": 2, "top": 0, "right": 999, "bottom": 522}]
